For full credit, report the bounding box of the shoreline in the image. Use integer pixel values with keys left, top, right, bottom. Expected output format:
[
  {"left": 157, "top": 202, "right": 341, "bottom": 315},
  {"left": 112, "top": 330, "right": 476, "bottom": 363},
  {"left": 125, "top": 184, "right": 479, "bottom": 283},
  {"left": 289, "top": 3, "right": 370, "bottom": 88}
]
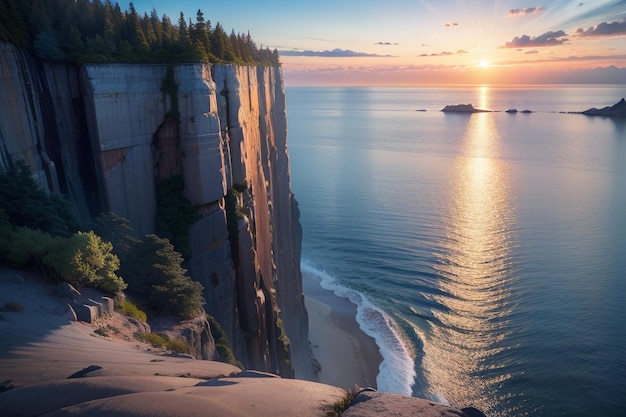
[{"left": 297, "top": 269, "right": 383, "bottom": 390}]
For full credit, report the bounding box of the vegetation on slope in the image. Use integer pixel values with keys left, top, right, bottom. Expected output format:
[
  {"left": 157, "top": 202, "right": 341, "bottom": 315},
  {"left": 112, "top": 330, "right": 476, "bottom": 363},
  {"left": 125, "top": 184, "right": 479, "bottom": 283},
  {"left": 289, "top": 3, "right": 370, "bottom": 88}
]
[
  {"left": 0, "top": 0, "right": 280, "bottom": 66},
  {"left": 0, "top": 163, "right": 204, "bottom": 319}
]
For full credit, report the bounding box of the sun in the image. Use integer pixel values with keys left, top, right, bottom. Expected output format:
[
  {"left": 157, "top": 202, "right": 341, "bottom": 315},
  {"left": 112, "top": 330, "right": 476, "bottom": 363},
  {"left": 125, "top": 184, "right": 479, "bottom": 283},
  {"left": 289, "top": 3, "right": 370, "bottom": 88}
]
[{"left": 480, "top": 60, "right": 489, "bottom": 69}]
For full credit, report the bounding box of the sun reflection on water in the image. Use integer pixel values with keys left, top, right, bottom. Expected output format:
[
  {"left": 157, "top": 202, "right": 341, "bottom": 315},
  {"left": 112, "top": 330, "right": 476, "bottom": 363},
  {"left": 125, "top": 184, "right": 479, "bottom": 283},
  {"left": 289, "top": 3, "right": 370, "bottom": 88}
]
[{"left": 422, "top": 111, "right": 518, "bottom": 415}]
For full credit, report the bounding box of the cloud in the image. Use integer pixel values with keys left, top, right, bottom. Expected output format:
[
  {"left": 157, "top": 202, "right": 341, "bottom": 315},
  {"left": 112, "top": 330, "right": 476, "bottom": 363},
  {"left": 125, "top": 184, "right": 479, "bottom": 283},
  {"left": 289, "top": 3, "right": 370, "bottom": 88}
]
[
  {"left": 374, "top": 41, "right": 399, "bottom": 46},
  {"left": 507, "top": 7, "right": 545, "bottom": 17},
  {"left": 576, "top": 19, "right": 626, "bottom": 37},
  {"left": 496, "top": 53, "right": 626, "bottom": 65},
  {"left": 502, "top": 30, "right": 568, "bottom": 48},
  {"left": 525, "top": 50, "right": 540, "bottom": 54},
  {"left": 419, "top": 50, "right": 467, "bottom": 57},
  {"left": 279, "top": 48, "right": 394, "bottom": 57},
  {"left": 445, "top": 22, "right": 459, "bottom": 27}
]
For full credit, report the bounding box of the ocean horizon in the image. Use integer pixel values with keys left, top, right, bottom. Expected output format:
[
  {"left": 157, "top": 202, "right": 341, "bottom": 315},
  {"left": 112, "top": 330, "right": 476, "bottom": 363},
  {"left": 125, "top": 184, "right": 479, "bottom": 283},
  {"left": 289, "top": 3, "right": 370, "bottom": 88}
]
[{"left": 286, "top": 85, "right": 626, "bottom": 417}]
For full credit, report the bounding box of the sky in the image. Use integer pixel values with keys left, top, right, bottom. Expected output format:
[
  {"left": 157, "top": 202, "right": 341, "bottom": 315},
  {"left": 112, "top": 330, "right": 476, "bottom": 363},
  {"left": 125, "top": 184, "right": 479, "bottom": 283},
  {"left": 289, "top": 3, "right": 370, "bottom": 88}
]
[{"left": 129, "top": 0, "right": 626, "bottom": 85}]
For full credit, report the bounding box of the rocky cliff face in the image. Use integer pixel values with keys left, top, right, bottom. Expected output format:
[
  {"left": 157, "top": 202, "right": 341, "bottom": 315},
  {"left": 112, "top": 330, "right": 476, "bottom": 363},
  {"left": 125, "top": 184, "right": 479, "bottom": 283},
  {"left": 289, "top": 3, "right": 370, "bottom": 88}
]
[{"left": 0, "top": 42, "right": 308, "bottom": 376}]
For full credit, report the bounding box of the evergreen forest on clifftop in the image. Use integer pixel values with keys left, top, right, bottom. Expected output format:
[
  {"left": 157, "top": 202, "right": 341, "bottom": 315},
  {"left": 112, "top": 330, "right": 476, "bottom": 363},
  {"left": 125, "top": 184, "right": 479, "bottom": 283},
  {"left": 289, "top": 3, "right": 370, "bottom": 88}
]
[{"left": 0, "top": 0, "right": 280, "bottom": 66}]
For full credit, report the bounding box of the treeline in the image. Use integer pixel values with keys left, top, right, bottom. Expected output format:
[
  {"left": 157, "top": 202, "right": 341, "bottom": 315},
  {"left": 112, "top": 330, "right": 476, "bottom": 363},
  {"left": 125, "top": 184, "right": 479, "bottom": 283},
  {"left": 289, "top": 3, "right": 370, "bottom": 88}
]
[
  {"left": 0, "top": 0, "right": 280, "bottom": 66},
  {"left": 0, "top": 162, "right": 204, "bottom": 319}
]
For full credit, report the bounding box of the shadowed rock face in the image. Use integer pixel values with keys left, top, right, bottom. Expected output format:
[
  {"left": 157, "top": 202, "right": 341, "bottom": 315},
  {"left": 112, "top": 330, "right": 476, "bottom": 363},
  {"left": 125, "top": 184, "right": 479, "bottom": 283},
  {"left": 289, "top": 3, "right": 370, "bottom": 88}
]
[
  {"left": 582, "top": 98, "right": 626, "bottom": 117},
  {"left": 0, "top": 42, "right": 307, "bottom": 377}
]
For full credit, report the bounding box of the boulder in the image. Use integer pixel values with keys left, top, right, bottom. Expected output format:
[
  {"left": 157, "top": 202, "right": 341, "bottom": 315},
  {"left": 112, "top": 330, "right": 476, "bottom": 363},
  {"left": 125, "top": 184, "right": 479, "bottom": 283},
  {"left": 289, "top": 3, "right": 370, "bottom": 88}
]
[
  {"left": 56, "top": 282, "right": 81, "bottom": 302},
  {"left": 343, "top": 391, "right": 485, "bottom": 417},
  {"left": 53, "top": 303, "right": 77, "bottom": 322},
  {"left": 74, "top": 304, "right": 99, "bottom": 323},
  {"left": 87, "top": 298, "right": 104, "bottom": 317},
  {"left": 100, "top": 297, "right": 114, "bottom": 315}
]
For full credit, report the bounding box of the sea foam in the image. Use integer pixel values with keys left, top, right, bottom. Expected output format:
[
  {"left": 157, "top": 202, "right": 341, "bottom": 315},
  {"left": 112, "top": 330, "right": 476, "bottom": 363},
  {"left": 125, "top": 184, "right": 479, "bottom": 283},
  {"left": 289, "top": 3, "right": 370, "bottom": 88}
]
[{"left": 301, "top": 259, "right": 416, "bottom": 395}]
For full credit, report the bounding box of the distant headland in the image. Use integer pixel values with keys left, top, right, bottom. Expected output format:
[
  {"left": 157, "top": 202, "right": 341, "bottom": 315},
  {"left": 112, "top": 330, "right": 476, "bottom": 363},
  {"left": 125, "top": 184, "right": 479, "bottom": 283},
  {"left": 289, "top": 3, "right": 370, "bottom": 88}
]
[{"left": 582, "top": 98, "right": 626, "bottom": 117}]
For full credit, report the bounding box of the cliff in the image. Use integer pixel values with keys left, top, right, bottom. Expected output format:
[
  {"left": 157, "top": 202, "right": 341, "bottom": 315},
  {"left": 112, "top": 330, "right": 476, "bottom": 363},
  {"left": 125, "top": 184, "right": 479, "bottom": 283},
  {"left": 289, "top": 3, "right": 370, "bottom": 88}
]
[{"left": 0, "top": 42, "right": 308, "bottom": 376}]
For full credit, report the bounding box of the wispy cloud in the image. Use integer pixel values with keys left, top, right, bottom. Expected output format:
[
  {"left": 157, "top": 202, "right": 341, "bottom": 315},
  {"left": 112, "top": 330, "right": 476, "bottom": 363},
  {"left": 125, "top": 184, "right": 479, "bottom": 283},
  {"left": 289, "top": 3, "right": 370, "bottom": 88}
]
[
  {"left": 507, "top": 7, "right": 545, "bottom": 17},
  {"left": 279, "top": 48, "right": 394, "bottom": 57},
  {"left": 496, "top": 53, "right": 626, "bottom": 65},
  {"left": 501, "top": 30, "right": 568, "bottom": 48},
  {"left": 419, "top": 50, "right": 468, "bottom": 57},
  {"left": 374, "top": 41, "right": 399, "bottom": 46},
  {"left": 576, "top": 19, "right": 626, "bottom": 37},
  {"left": 560, "top": 0, "right": 626, "bottom": 27},
  {"left": 445, "top": 22, "right": 459, "bottom": 27},
  {"left": 525, "top": 50, "right": 540, "bottom": 54}
]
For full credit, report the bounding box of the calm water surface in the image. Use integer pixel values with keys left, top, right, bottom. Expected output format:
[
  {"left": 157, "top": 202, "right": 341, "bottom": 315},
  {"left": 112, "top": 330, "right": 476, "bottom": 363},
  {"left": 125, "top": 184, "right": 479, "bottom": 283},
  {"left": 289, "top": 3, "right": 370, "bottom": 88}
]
[{"left": 286, "top": 85, "right": 626, "bottom": 417}]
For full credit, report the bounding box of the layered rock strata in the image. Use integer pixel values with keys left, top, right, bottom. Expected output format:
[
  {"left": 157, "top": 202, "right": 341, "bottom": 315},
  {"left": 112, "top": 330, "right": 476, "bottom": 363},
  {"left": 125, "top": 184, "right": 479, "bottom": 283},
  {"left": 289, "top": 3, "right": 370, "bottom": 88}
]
[{"left": 0, "top": 42, "right": 308, "bottom": 376}]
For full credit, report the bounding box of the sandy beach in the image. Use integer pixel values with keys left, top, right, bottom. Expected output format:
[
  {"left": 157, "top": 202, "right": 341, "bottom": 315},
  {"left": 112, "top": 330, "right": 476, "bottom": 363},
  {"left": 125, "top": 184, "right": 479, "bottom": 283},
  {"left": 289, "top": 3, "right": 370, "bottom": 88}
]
[{"left": 298, "top": 270, "right": 383, "bottom": 390}]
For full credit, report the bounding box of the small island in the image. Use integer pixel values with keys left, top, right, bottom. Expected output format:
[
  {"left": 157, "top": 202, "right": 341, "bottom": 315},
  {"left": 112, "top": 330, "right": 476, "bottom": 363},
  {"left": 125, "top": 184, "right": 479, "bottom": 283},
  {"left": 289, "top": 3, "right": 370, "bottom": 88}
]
[
  {"left": 582, "top": 98, "right": 626, "bottom": 117},
  {"left": 507, "top": 109, "right": 532, "bottom": 114},
  {"left": 441, "top": 103, "right": 492, "bottom": 113}
]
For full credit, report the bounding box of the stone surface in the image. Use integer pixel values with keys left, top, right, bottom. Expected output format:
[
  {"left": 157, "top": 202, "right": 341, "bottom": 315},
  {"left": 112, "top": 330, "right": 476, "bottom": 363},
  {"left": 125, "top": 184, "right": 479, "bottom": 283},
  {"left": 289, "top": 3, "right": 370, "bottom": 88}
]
[
  {"left": 53, "top": 303, "right": 77, "bottom": 322},
  {"left": 1, "top": 41, "right": 309, "bottom": 377},
  {"left": 56, "top": 283, "right": 81, "bottom": 302},
  {"left": 343, "top": 391, "right": 472, "bottom": 417},
  {"left": 7, "top": 274, "right": 24, "bottom": 284},
  {"left": 74, "top": 304, "right": 99, "bottom": 323}
]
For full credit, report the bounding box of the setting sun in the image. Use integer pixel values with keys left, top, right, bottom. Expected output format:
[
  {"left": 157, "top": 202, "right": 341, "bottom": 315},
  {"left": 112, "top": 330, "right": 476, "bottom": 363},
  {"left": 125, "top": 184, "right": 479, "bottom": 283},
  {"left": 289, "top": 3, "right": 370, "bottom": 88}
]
[{"left": 480, "top": 60, "right": 489, "bottom": 69}]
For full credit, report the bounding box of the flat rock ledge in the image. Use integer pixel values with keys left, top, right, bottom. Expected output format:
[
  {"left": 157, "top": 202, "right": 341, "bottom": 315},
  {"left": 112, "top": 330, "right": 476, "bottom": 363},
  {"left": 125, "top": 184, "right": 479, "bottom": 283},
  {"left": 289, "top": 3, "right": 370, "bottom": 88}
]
[
  {"left": 0, "top": 269, "right": 485, "bottom": 417},
  {"left": 0, "top": 373, "right": 485, "bottom": 417},
  {"left": 344, "top": 391, "right": 485, "bottom": 417}
]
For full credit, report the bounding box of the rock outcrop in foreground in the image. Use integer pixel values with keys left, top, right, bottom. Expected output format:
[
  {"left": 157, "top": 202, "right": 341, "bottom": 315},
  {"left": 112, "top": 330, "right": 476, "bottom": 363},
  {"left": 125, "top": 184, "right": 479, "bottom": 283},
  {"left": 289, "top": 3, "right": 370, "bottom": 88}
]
[
  {"left": 0, "top": 270, "right": 484, "bottom": 417},
  {"left": 582, "top": 98, "right": 626, "bottom": 117}
]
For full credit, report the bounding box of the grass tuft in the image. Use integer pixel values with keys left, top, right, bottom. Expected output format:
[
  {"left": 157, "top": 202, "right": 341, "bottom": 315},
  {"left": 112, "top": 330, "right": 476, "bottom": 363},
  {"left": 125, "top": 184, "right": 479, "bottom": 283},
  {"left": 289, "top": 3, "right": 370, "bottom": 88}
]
[
  {"left": 328, "top": 387, "right": 360, "bottom": 416},
  {"left": 139, "top": 332, "right": 188, "bottom": 353},
  {"left": 118, "top": 300, "right": 147, "bottom": 322}
]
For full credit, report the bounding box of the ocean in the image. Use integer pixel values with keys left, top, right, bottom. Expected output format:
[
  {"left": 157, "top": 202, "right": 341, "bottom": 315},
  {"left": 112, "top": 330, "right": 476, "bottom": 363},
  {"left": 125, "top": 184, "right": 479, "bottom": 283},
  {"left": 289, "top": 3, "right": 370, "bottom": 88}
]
[{"left": 285, "top": 85, "right": 626, "bottom": 417}]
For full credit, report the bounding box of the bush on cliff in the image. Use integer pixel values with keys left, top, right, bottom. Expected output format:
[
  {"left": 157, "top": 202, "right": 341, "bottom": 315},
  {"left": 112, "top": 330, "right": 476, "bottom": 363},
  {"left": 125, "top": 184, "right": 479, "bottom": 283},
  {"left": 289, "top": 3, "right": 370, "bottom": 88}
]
[
  {"left": 93, "top": 212, "right": 205, "bottom": 320},
  {"left": 155, "top": 176, "right": 197, "bottom": 261},
  {"left": 43, "top": 230, "right": 127, "bottom": 293},
  {"left": 207, "top": 314, "right": 242, "bottom": 369},
  {"left": 123, "top": 234, "right": 204, "bottom": 319},
  {"left": 0, "top": 218, "right": 126, "bottom": 294},
  {"left": 0, "top": 161, "right": 79, "bottom": 238},
  {"left": 92, "top": 212, "right": 141, "bottom": 268}
]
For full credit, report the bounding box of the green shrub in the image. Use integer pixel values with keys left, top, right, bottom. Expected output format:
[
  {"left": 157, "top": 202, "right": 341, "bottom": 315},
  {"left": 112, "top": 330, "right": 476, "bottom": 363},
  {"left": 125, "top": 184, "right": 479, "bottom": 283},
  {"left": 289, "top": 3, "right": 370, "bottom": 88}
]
[
  {"left": 0, "top": 226, "right": 57, "bottom": 267},
  {"left": 207, "top": 315, "right": 241, "bottom": 368},
  {"left": 124, "top": 234, "right": 204, "bottom": 319},
  {"left": 155, "top": 176, "right": 197, "bottom": 260},
  {"left": 43, "top": 230, "right": 127, "bottom": 293},
  {"left": 118, "top": 300, "right": 147, "bottom": 322},
  {"left": 0, "top": 160, "right": 79, "bottom": 237}
]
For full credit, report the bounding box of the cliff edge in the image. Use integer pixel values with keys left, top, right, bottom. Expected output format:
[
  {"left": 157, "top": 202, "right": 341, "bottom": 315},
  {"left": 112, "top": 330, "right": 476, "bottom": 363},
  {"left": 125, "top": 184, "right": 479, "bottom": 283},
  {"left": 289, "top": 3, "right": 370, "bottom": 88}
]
[{"left": 0, "top": 42, "right": 308, "bottom": 377}]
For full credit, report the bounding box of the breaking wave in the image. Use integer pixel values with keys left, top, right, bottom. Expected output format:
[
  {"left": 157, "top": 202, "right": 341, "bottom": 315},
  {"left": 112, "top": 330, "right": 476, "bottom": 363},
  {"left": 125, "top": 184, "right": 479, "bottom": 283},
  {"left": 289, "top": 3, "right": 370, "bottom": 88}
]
[{"left": 301, "top": 259, "right": 416, "bottom": 395}]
